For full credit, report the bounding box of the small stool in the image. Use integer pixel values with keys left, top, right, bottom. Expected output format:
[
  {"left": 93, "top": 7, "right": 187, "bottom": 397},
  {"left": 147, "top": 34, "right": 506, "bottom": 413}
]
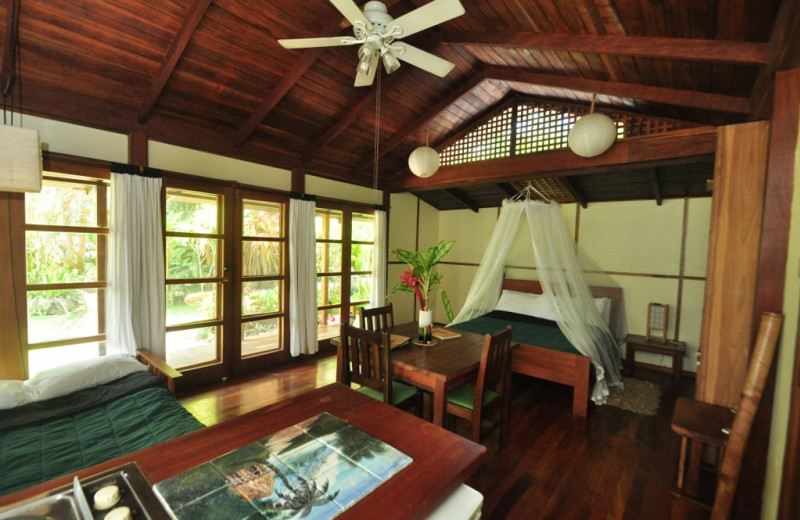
[{"left": 624, "top": 333, "right": 687, "bottom": 385}]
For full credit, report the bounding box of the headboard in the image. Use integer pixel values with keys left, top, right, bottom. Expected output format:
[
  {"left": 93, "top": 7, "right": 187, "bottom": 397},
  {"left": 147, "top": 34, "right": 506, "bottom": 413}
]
[{"left": 501, "top": 278, "right": 622, "bottom": 333}]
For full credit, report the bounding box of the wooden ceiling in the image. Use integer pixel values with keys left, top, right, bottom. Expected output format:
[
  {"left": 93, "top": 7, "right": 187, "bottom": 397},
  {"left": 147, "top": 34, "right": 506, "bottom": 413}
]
[{"left": 1, "top": 0, "right": 797, "bottom": 209}]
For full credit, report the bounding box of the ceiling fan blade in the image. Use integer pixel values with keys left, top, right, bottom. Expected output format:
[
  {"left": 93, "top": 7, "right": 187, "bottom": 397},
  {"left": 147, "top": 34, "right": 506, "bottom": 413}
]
[
  {"left": 330, "top": 0, "right": 372, "bottom": 30},
  {"left": 278, "top": 36, "right": 361, "bottom": 49},
  {"left": 389, "top": 0, "right": 465, "bottom": 39},
  {"left": 354, "top": 53, "right": 380, "bottom": 87},
  {"left": 392, "top": 42, "right": 455, "bottom": 77}
]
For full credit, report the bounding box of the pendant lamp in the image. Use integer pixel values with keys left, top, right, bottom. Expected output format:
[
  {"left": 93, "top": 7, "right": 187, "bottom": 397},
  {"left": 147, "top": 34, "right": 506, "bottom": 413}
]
[
  {"left": 408, "top": 134, "right": 440, "bottom": 178},
  {"left": 568, "top": 95, "right": 617, "bottom": 158}
]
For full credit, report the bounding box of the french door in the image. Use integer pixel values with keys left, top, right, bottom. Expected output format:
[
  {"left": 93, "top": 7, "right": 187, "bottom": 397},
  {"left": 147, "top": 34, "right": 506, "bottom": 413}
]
[{"left": 163, "top": 178, "right": 287, "bottom": 386}]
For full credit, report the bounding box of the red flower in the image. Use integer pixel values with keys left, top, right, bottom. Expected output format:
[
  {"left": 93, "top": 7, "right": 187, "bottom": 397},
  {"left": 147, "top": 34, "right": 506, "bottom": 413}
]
[{"left": 400, "top": 268, "right": 425, "bottom": 309}]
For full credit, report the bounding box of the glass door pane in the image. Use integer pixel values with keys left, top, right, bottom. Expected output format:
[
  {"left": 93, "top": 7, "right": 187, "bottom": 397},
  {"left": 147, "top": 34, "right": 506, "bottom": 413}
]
[{"left": 164, "top": 187, "right": 227, "bottom": 370}]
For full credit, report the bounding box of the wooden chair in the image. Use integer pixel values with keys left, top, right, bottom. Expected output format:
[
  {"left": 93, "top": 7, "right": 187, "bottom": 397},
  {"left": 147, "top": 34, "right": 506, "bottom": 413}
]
[
  {"left": 340, "top": 323, "right": 420, "bottom": 414},
  {"left": 360, "top": 303, "right": 394, "bottom": 332},
  {"left": 445, "top": 325, "right": 513, "bottom": 447},
  {"left": 670, "top": 311, "right": 783, "bottom": 519}
]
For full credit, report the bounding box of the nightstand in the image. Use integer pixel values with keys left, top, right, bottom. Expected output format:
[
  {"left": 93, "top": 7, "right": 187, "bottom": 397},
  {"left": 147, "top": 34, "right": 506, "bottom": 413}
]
[{"left": 624, "top": 333, "right": 687, "bottom": 384}]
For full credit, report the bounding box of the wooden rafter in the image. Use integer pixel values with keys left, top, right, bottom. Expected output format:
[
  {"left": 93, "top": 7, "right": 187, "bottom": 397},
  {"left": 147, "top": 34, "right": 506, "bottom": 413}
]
[
  {"left": 560, "top": 177, "right": 587, "bottom": 208},
  {"left": 650, "top": 167, "right": 663, "bottom": 205},
  {"left": 486, "top": 66, "right": 751, "bottom": 114},
  {"left": 137, "top": 0, "right": 213, "bottom": 124},
  {"left": 443, "top": 32, "right": 770, "bottom": 65},
  {"left": 446, "top": 188, "right": 479, "bottom": 212}
]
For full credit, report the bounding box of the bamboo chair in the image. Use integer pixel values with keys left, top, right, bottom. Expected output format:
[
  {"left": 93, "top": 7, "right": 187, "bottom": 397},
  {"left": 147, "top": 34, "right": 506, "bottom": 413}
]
[
  {"left": 670, "top": 311, "right": 783, "bottom": 519},
  {"left": 445, "top": 325, "right": 513, "bottom": 448},
  {"left": 340, "top": 323, "right": 420, "bottom": 415},
  {"left": 360, "top": 303, "right": 394, "bottom": 332}
]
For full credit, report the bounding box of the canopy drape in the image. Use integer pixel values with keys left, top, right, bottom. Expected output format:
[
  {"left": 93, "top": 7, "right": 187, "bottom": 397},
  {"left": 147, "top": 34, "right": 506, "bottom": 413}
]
[{"left": 452, "top": 199, "right": 622, "bottom": 403}]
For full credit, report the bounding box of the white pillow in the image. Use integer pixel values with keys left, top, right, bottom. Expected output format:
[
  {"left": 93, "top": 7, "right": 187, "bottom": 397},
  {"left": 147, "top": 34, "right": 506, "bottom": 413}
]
[
  {"left": 594, "top": 297, "right": 612, "bottom": 325},
  {"left": 0, "top": 380, "right": 32, "bottom": 409},
  {"left": 495, "top": 290, "right": 541, "bottom": 316},
  {"left": 23, "top": 355, "right": 148, "bottom": 402}
]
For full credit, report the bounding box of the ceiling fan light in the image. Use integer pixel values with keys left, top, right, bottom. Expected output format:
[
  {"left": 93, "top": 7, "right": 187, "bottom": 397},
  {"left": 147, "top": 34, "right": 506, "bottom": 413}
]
[
  {"left": 567, "top": 113, "right": 617, "bottom": 158},
  {"left": 408, "top": 146, "right": 440, "bottom": 177},
  {"left": 381, "top": 49, "right": 400, "bottom": 74}
]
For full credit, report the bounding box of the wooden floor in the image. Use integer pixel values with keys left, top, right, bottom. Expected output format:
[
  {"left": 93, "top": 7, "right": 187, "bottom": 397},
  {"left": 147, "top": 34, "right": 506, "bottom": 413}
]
[{"left": 179, "top": 355, "right": 692, "bottom": 520}]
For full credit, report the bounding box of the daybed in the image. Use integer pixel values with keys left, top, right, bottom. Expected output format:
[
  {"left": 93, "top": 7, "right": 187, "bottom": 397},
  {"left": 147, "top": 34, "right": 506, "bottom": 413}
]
[
  {"left": 0, "top": 350, "right": 204, "bottom": 497},
  {"left": 449, "top": 278, "right": 622, "bottom": 417}
]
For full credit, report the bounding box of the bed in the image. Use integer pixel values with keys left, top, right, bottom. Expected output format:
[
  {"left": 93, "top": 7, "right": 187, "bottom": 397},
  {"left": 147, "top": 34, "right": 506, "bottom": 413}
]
[
  {"left": 449, "top": 278, "right": 622, "bottom": 417},
  {"left": 0, "top": 350, "right": 204, "bottom": 497}
]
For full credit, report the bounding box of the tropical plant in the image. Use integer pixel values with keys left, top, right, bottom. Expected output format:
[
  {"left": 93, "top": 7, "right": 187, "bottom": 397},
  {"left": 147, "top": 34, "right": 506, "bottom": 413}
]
[{"left": 389, "top": 239, "right": 455, "bottom": 321}]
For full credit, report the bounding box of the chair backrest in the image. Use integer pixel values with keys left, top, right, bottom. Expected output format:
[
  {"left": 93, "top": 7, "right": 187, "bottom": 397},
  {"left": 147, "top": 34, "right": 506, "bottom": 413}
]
[
  {"left": 340, "top": 323, "right": 392, "bottom": 404},
  {"left": 474, "top": 325, "right": 513, "bottom": 410},
  {"left": 711, "top": 311, "right": 783, "bottom": 520},
  {"left": 360, "top": 303, "right": 394, "bottom": 332}
]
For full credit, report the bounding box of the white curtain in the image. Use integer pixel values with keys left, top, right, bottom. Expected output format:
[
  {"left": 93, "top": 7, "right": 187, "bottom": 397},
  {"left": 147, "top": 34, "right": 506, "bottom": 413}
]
[
  {"left": 106, "top": 167, "right": 166, "bottom": 357},
  {"left": 289, "top": 197, "right": 318, "bottom": 356},
  {"left": 452, "top": 199, "right": 622, "bottom": 404},
  {"left": 370, "top": 208, "right": 387, "bottom": 307}
]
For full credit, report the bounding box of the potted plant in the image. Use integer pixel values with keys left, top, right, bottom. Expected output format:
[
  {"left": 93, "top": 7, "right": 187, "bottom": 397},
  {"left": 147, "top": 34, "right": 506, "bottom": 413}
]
[{"left": 389, "top": 240, "right": 455, "bottom": 341}]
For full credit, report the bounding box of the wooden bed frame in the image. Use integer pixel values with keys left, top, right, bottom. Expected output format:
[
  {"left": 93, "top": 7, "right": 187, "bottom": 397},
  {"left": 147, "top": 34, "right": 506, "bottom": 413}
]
[{"left": 501, "top": 278, "right": 623, "bottom": 417}]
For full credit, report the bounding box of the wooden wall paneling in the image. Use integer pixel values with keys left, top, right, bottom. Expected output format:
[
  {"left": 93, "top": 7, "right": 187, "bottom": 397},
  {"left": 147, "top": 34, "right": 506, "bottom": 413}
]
[
  {"left": 0, "top": 193, "right": 25, "bottom": 379},
  {"left": 697, "top": 121, "right": 769, "bottom": 407},
  {"left": 775, "top": 67, "right": 800, "bottom": 520}
]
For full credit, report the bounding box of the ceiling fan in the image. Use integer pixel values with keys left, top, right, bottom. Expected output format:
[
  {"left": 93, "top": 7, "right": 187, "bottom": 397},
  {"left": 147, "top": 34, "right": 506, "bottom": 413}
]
[{"left": 278, "top": 0, "right": 465, "bottom": 87}]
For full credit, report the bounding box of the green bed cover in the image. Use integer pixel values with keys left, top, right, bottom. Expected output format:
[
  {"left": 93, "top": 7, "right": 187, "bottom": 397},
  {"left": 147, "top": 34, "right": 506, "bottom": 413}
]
[
  {"left": 449, "top": 310, "right": 579, "bottom": 355},
  {"left": 0, "top": 371, "right": 204, "bottom": 497}
]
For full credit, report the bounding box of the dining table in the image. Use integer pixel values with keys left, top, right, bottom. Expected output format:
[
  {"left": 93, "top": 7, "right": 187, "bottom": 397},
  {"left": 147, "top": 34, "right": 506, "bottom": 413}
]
[
  {"left": 335, "top": 322, "right": 491, "bottom": 428},
  {"left": 0, "top": 383, "right": 486, "bottom": 520}
]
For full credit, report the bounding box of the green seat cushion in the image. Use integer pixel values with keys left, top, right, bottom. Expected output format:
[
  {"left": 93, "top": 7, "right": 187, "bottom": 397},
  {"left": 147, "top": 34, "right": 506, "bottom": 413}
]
[
  {"left": 446, "top": 384, "right": 499, "bottom": 410},
  {"left": 357, "top": 380, "right": 418, "bottom": 405}
]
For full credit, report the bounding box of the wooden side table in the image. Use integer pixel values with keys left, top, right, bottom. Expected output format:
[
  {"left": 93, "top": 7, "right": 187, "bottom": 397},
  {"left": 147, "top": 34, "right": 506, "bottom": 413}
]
[{"left": 624, "top": 333, "right": 687, "bottom": 384}]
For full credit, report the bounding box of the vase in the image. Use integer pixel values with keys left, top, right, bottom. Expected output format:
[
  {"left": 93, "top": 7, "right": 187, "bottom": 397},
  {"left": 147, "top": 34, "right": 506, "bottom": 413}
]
[{"left": 418, "top": 309, "right": 433, "bottom": 343}]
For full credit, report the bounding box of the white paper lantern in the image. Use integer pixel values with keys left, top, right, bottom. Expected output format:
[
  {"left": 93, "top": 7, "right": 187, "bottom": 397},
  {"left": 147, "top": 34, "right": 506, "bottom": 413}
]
[
  {"left": 408, "top": 146, "right": 440, "bottom": 178},
  {"left": 0, "top": 126, "right": 42, "bottom": 192},
  {"left": 567, "top": 113, "right": 617, "bottom": 158}
]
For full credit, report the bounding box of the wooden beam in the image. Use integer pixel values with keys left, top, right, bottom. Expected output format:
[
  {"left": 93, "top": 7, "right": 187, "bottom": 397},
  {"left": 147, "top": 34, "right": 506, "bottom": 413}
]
[
  {"left": 136, "top": 0, "right": 213, "bottom": 123},
  {"left": 128, "top": 131, "right": 148, "bottom": 167},
  {"left": 649, "top": 167, "right": 663, "bottom": 205},
  {"left": 233, "top": 17, "right": 348, "bottom": 146},
  {"left": 446, "top": 188, "right": 479, "bottom": 212},
  {"left": 387, "top": 126, "right": 717, "bottom": 191},
  {"left": 356, "top": 69, "right": 489, "bottom": 173},
  {"left": 497, "top": 183, "right": 518, "bottom": 197},
  {"left": 486, "top": 66, "right": 751, "bottom": 114},
  {"left": 750, "top": 0, "right": 800, "bottom": 119},
  {"left": 560, "top": 177, "right": 587, "bottom": 208},
  {"left": 443, "top": 32, "right": 770, "bottom": 65}
]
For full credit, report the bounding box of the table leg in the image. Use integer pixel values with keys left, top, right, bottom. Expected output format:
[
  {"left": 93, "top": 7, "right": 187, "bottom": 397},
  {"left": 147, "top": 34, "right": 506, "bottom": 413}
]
[{"left": 433, "top": 380, "right": 446, "bottom": 427}]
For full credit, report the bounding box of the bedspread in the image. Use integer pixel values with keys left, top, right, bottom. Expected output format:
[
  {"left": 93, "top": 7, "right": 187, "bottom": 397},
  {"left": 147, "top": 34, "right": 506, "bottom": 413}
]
[{"left": 0, "top": 371, "right": 204, "bottom": 497}]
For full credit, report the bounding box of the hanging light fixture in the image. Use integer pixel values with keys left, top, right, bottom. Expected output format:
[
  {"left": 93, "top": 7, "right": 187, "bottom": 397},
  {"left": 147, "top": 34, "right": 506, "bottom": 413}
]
[
  {"left": 408, "top": 133, "right": 440, "bottom": 178},
  {"left": 567, "top": 94, "right": 617, "bottom": 158}
]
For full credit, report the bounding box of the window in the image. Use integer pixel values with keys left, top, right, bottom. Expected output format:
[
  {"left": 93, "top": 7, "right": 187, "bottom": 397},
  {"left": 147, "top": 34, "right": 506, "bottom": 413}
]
[
  {"left": 315, "top": 206, "right": 374, "bottom": 340},
  {"left": 22, "top": 171, "right": 109, "bottom": 376},
  {"left": 240, "top": 197, "right": 286, "bottom": 358}
]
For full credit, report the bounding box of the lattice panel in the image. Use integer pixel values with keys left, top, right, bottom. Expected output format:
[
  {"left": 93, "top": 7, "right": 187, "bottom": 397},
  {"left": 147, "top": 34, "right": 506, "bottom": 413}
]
[
  {"left": 440, "top": 107, "right": 512, "bottom": 166},
  {"left": 528, "top": 178, "right": 574, "bottom": 203},
  {"left": 515, "top": 104, "right": 579, "bottom": 154},
  {"left": 439, "top": 99, "right": 693, "bottom": 167}
]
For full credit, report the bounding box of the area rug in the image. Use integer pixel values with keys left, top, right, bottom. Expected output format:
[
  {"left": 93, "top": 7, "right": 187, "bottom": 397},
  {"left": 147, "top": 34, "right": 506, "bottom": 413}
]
[{"left": 606, "top": 377, "right": 662, "bottom": 416}]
